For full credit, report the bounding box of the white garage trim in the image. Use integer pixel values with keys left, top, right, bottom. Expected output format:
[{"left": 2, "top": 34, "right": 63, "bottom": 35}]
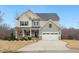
[{"left": 42, "top": 32, "right": 60, "bottom": 40}]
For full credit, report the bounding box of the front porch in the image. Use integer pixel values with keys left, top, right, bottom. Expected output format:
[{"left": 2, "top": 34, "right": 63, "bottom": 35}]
[
  {"left": 23, "top": 29, "right": 39, "bottom": 37},
  {"left": 15, "top": 27, "right": 39, "bottom": 38}
]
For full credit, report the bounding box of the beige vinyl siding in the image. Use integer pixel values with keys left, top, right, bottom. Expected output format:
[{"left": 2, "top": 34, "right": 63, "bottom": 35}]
[{"left": 39, "top": 21, "right": 60, "bottom": 36}]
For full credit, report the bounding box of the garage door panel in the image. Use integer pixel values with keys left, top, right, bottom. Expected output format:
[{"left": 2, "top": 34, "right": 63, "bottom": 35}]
[{"left": 42, "top": 32, "right": 59, "bottom": 40}]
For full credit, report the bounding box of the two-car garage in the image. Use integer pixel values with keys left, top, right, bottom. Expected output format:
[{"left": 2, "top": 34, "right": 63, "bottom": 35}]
[
  {"left": 40, "top": 20, "right": 61, "bottom": 40},
  {"left": 42, "top": 32, "right": 60, "bottom": 40}
]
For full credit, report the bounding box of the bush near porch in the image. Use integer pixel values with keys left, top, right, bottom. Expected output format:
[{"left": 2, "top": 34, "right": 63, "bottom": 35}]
[
  {"left": 19, "top": 36, "right": 32, "bottom": 41},
  {"left": 3, "top": 31, "right": 32, "bottom": 41},
  {"left": 5, "top": 36, "right": 32, "bottom": 41}
]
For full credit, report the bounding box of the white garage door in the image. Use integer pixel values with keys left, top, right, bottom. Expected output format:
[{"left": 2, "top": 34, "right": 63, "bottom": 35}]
[{"left": 42, "top": 32, "right": 59, "bottom": 40}]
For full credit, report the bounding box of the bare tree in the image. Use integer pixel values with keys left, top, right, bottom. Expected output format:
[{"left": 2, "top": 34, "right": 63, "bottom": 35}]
[
  {"left": 62, "top": 28, "right": 79, "bottom": 40},
  {"left": 0, "top": 11, "right": 5, "bottom": 24},
  {"left": 0, "top": 11, "right": 11, "bottom": 39}
]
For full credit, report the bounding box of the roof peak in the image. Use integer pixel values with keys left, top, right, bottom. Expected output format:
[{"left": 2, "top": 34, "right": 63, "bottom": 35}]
[
  {"left": 27, "top": 9, "right": 33, "bottom": 12},
  {"left": 37, "top": 12, "right": 56, "bottom": 14}
]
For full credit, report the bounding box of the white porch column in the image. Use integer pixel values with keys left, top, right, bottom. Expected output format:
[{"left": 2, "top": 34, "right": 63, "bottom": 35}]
[
  {"left": 22, "top": 30, "right": 25, "bottom": 37},
  {"left": 30, "top": 29, "right": 32, "bottom": 37},
  {"left": 15, "top": 30, "right": 17, "bottom": 38}
]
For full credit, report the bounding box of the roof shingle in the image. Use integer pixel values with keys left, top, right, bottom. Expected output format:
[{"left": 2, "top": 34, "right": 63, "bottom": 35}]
[{"left": 36, "top": 13, "right": 59, "bottom": 21}]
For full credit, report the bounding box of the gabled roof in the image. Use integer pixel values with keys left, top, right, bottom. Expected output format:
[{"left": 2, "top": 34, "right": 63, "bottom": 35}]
[
  {"left": 36, "top": 13, "right": 59, "bottom": 21},
  {"left": 16, "top": 10, "right": 59, "bottom": 21}
]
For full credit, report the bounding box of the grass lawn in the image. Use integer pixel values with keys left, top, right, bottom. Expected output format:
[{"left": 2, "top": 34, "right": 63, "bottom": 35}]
[
  {"left": 0, "top": 40, "right": 38, "bottom": 52},
  {"left": 64, "top": 40, "right": 79, "bottom": 50}
]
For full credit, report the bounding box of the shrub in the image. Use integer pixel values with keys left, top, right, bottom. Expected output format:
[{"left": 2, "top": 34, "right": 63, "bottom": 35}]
[
  {"left": 17, "top": 36, "right": 32, "bottom": 41},
  {"left": 20, "top": 37, "right": 25, "bottom": 41},
  {"left": 15, "top": 38, "right": 19, "bottom": 41},
  {"left": 28, "top": 37, "right": 32, "bottom": 40},
  {"left": 24, "top": 36, "right": 28, "bottom": 41},
  {"left": 19, "top": 36, "right": 27, "bottom": 41}
]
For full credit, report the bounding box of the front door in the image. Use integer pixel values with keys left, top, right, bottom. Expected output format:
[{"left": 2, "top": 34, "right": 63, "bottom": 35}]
[
  {"left": 24, "top": 30, "right": 30, "bottom": 36},
  {"left": 35, "top": 30, "right": 39, "bottom": 37},
  {"left": 32, "top": 30, "right": 39, "bottom": 37}
]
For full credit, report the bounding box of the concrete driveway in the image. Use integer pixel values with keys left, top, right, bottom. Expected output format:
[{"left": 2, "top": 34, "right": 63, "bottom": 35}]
[{"left": 17, "top": 40, "right": 71, "bottom": 52}]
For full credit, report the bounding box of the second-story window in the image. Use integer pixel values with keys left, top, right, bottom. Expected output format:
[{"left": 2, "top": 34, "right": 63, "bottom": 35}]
[
  {"left": 20, "top": 21, "right": 24, "bottom": 26},
  {"left": 25, "top": 21, "right": 28, "bottom": 26},
  {"left": 34, "top": 21, "right": 38, "bottom": 25},
  {"left": 20, "top": 21, "right": 28, "bottom": 26}
]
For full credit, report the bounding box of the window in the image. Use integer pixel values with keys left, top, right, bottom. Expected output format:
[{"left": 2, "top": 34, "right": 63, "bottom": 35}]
[
  {"left": 25, "top": 21, "right": 28, "bottom": 26},
  {"left": 34, "top": 21, "right": 38, "bottom": 25},
  {"left": 24, "top": 30, "right": 30, "bottom": 36},
  {"left": 20, "top": 21, "right": 28, "bottom": 26},
  {"left": 20, "top": 21, "right": 24, "bottom": 26},
  {"left": 49, "top": 24, "right": 52, "bottom": 28}
]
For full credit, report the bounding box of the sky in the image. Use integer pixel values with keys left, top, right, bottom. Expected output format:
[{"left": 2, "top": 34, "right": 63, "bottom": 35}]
[{"left": 0, "top": 5, "right": 79, "bottom": 28}]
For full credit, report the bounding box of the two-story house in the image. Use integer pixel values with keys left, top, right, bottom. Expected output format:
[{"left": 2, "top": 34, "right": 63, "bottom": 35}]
[{"left": 15, "top": 10, "right": 61, "bottom": 40}]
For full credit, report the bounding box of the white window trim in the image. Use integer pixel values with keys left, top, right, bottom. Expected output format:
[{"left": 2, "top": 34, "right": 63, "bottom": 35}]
[
  {"left": 33, "top": 21, "right": 39, "bottom": 26},
  {"left": 20, "top": 21, "right": 28, "bottom": 26}
]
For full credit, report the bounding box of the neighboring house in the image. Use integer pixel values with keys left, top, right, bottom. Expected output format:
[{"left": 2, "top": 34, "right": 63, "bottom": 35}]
[{"left": 15, "top": 10, "right": 61, "bottom": 40}]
